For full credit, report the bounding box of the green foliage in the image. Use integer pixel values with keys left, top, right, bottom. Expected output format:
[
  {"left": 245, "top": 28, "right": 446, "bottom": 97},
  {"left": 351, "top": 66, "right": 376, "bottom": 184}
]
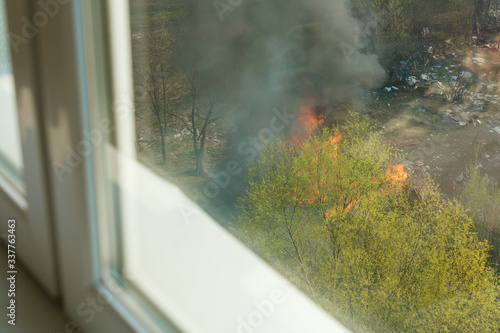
[
  {"left": 461, "top": 164, "right": 500, "bottom": 272},
  {"left": 350, "top": 0, "right": 475, "bottom": 71},
  {"left": 351, "top": 0, "right": 474, "bottom": 38},
  {"left": 355, "top": 0, "right": 411, "bottom": 40},
  {"left": 324, "top": 184, "right": 500, "bottom": 332},
  {"left": 236, "top": 115, "right": 500, "bottom": 332}
]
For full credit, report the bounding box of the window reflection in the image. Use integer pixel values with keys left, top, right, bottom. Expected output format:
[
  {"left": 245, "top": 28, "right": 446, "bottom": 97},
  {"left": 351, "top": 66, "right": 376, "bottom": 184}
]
[{"left": 0, "top": 0, "right": 24, "bottom": 188}]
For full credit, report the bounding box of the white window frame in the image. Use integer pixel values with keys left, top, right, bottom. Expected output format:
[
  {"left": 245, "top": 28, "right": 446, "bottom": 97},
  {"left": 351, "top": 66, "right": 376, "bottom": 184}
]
[
  {"left": 0, "top": 0, "right": 58, "bottom": 298},
  {"left": 1, "top": 1, "right": 351, "bottom": 332}
]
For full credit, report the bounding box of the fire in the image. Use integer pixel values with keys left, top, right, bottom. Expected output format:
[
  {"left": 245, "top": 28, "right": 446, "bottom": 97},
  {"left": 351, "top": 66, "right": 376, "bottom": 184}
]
[
  {"left": 298, "top": 104, "right": 323, "bottom": 130},
  {"left": 303, "top": 163, "right": 408, "bottom": 216},
  {"left": 306, "top": 132, "right": 343, "bottom": 203},
  {"left": 296, "top": 136, "right": 408, "bottom": 215},
  {"left": 386, "top": 165, "right": 408, "bottom": 190},
  {"left": 326, "top": 132, "right": 342, "bottom": 146},
  {"left": 291, "top": 102, "right": 408, "bottom": 216},
  {"left": 326, "top": 200, "right": 356, "bottom": 219},
  {"left": 291, "top": 102, "right": 324, "bottom": 144},
  {"left": 326, "top": 132, "right": 342, "bottom": 158}
]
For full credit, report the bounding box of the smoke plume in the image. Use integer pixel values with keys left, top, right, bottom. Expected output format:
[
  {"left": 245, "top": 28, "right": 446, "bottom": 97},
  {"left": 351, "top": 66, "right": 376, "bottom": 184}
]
[{"left": 182, "top": 0, "right": 386, "bottom": 119}]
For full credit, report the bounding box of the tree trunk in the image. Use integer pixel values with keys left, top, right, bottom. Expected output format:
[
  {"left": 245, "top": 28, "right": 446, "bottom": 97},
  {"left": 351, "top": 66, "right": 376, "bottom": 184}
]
[
  {"left": 160, "top": 124, "right": 166, "bottom": 164},
  {"left": 195, "top": 101, "right": 216, "bottom": 176},
  {"left": 195, "top": 147, "right": 204, "bottom": 176},
  {"left": 475, "top": 0, "right": 500, "bottom": 32}
]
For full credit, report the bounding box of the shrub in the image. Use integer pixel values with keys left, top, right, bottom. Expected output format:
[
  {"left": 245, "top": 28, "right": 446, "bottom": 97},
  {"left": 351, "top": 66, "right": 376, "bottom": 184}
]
[
  {"left": 461, "top": 164, "right": 500, "bottom": 272},
  {"left": 236, "top": 115, "right": 500, "bottom": 332}
]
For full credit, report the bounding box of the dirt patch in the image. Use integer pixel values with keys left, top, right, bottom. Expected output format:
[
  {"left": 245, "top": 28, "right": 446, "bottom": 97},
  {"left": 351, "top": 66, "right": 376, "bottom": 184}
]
[{"left": 365, "top": 41, "right": 500, "bottom": 196}]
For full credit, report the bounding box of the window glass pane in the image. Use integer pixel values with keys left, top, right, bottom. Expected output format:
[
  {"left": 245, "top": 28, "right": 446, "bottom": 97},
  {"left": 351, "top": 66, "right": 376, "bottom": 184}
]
[
  {"left": 0, "top": 0, "right": 24, "bottom": 188},
  {"left": 103, "top": 0, "right": 500, "bottom": 331}
]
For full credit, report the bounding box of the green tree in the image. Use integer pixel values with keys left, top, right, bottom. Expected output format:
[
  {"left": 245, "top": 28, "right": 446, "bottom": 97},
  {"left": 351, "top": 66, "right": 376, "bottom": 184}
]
[
  {"left": 461, "top": 164, "right": 500, "bottom": 272},
  {"left": 237, "top": 115, "right": 500, "bottom": 332},
  {"left": 133, "top": 14, "right": 183, "bottom": 163},
  {"left": 474, "top": 0, "right": 500, "bottom": 33}
]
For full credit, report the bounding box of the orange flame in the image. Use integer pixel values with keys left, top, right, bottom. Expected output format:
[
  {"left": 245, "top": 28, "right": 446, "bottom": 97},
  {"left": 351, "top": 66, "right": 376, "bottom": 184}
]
[
  {"left": 326, "top": 200, "right": 356, "bottom": 219},
  {"left": 326, "top": 132, "right": 342, "bottom": 146},
  {"left": 298, "top": 104, "right": 322, "bottom": 131},
  {"left": 386, "top": 165, "right": 408, "bottom": 190},
  {"left": 297, "top": 140, "right": 407, "bottom": 216},
  {"left": 291, "top": 102, "right": 324, "bottom": 144},
  {"left": 298, "top": 132, "right": 343, "bottom": 204},
  {"left": 290, "top": 103, "right": 408, "bottom": 215}
]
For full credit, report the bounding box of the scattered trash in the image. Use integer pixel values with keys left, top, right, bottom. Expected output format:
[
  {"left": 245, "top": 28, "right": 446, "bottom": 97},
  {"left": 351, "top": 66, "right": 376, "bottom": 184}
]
[
  {"left": 460, "top": 71, "right": 473, "bottom": 78},
  {"left": 451, "top": 76, "right": 458, "bottom": 81},
  {"left": 391, "top": 86, "right": 399, "bottom": 91},
  {"left": 420, "top": 74, "right": 430, "bottom": 81},
  {"left": 174, "top": 133, "right": 181, "bottom": 139},
  {"left": 471, "top": 57, "right": 485, "bottom": 64},
  {"left": 427, "top": 46, "right": 433, "bottom": 53},
  {"left": 399, "top": 57, "right": 413, "bottom": 79},
  {"left": 455, "top": 172, "right": 464, "bottom": 182},
  {"left": 421, "top": 27, "right": 429, "bottom": 36},
  {"left": 402, "top": 67, "right": 409, "bottom": 77},
  {"left": 491, "top": 101, "right": 497, "bottom": 104},
  {"left": 407, "top": 76, "right": 417, "bottom": 86},
  {"left": 485, "top": 154, "right": 490, "bottom": 158},
  {"left": 493, "top": 126, "right": 500, "bottom": 134},
  {"left": 384, "top": 87, "right": 392, "bottom": 92},
  {"left": 459, "top": 121, "right": 466, "bottom": 126}
]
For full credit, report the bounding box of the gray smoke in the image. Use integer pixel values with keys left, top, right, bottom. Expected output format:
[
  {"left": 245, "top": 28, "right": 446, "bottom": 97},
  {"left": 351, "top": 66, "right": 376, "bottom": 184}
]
[
  {"left": 176, "top": 0, "right": 387, "bottom": 200},
  {"left": 182, "top": 0, "right": 385, "bottom": 119}
]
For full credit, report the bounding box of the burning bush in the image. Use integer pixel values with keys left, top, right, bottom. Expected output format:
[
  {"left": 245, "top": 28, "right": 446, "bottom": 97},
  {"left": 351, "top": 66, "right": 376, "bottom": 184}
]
[{"left": 236, "top": 114, "right": 500, "bottom": 332}]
